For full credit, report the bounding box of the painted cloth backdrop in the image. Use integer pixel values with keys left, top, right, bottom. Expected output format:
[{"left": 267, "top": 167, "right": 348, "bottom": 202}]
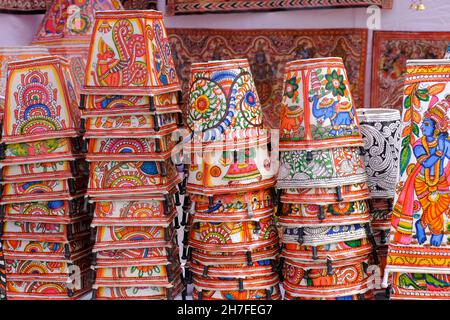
[
  {"left": 167, "top": 0, "right": 392, "bottom": 15},
  {"left": 371, "top": 31, "right": 450, "bottom": 111},
  {"left": 168, "top": 28, "right": 368, "bottom": 128}
]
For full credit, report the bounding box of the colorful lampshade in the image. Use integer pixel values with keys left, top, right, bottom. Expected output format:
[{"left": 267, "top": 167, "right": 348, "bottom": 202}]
[
  {"left": 87, "top": 160, "right": 181, "bottom": 197},
  {"left": 1, "top": 159, "right": 86, "bottom": 183},
  {"left": 86, "top": 135, "right": 178, "bottom": 161},
  {"left": 279, "top": 57, "right": 363, "bottom": 151},
  {"left": 192, "top": 287, "right": 281, "bottom": 300},
  {"left": 277, "top": 146, "right": 367, "bottom": 189},
  {"left": 186, "top": 59, "right": 267, "bottom": 150},
  {"left": 1, "top": 137, "right": 82, "bottom": 166},
  {"left": 280, "top": 182, "right": 371, "bottom": 205},
  {"left": 2, "top": 197, "right": 85, "bottom": 224},
  {"left": 2, "top": 56, "right": 81, "bottom": 144},
  {"left": 357, "top": 108, "right": 401, "bottom": 198},
  {"left": 282, "top": 258, "right": 374, "bottom": 300},
  {"left": 81, "top": 92, "right": 182, "bottom": 117},
  {"left": 385, "top": 60, "right": 450, "bottom": 297},
  {"left": 188, "top": 188, "right": 275, "bottom": 223},
  {"left": 186, "top": 146, "right": 275, "bottom": 196},
  {"left": 83, "top": 10, "right": 180, "bottom": 96},
  {"left": 278, "top": 200, "right": 371, "bottom": 227},
  {"left": 83, "top": 114, "right": 178, "bottom": 139},
  {"left": 94, "top": 283, "right": 185, "bottom": 300},
  {"left": 32, "top": 0, "right": 123, "bottom": 46},
  {"left": 281, "top": 238, "right": 373, "bottom": 265}
]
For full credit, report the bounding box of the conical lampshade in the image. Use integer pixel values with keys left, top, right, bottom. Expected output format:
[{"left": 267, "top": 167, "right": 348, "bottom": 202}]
[
  {"left": 386, "top": 59, "right": 450, "bottom": 299},
  {"left": 2, "top": 56, "right": 81, "bottom": 144},
  {"left": 279, "top": 57, "right": 363, "bottom": 151},
  {"left": 186, "top": 59, "right": 267, "bottom": 150},
  {"left": 83, "top": 10, "right": 180, "bottom": 96}
]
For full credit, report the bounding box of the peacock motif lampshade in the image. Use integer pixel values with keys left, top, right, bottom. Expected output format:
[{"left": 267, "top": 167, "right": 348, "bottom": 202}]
[
  {"left": 2, "top": 56, "right": 81, "bottom": 144},
  {"left": 186, "top": 59, "right": 267, "bottom": 150},
  {"left": 32, "top": 0, "right": 123, "bottom": 46},
  {"left": 83, "top": 10, "right": 180, "bottom": 96},
  {"left": 279, "top": 57, "right": 363, "bottom": 151},
  {"left": 385, "top": 59, "right": 450, "bottom": 299},
  {"left": 357, "top": 108, "right": 401, "bottom": 199}
]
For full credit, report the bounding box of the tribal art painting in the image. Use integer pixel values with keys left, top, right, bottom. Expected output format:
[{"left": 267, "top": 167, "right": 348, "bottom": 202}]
[
  {"left": 371, "top": 31, "right": 450, "bottom": 112},
  {"left": 168, "top": 28, "right": 368, "bottom": 128},
  {"left": 167, "top": 0, "right": 392, "bottom": 15}
]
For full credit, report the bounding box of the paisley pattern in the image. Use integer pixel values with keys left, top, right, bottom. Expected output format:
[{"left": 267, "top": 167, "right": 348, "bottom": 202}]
[
  {"left": 278, "top": 147, "right": 367, "bottom": 188},
  {"left": 358, "top": 109, "right": 401, "bottom": 198}
]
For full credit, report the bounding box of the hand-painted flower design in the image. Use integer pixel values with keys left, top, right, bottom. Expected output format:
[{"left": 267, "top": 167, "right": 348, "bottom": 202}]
[
  {"left": 245, "top": 91, "right": 257, "bottom": 107},
  {"left": 284, "top": 76, "right": 300, "bottom": 100},
  {"left": 193, "top": 95, "right": 210, "bottom": 114},
  {"left": 325, "top": 70, "right": 346, "bottom": 97}
]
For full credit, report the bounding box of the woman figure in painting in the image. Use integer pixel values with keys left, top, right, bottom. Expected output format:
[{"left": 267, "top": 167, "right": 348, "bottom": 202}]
[{"left": 392, "top": 99, "right": 450, "bottom": 247}]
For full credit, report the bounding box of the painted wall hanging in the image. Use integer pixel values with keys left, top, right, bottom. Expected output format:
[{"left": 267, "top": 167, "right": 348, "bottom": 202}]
[
  {"left": 168, "top": 28, "right": 368, "bottom": 128},
  {"left": 371, "top": 31, "right": 450, "bottom": 112},
  {"left": 167, "top": 0, "right": 392, "bottom": 15}
]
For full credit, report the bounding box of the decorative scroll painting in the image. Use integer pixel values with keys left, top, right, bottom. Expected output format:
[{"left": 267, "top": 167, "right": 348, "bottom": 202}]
[
  {"left": 168, "top": 28, "right": 368, "bottom": 128},
  {"left": 371, "top": 31, "right": 450, "bottom": 111},
  {"left": 167, "top": 0, "right": 392, "bottom": 15}
]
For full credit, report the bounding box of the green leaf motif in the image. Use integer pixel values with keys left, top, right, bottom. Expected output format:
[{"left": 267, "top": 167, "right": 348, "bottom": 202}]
[
  {"left": 412, "top": 123, "right": 420, "bottom": 137},
  {"left": 404, "top": 96, "right": 411, "bottom": 109},
  {"left": 400, "top": 145, "right": 412, "bottom": 176}
]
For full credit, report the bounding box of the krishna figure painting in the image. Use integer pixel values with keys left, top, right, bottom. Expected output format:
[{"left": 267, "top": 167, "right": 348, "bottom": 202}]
[{"left": 385, "top": 61, "right": 450, "bottom": 297}]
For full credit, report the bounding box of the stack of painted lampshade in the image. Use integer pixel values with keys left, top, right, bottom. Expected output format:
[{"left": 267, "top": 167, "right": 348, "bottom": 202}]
[
  {"left": 384, "top": 59, "right": 450, "bottom": 300},
  {"left": 31, "top": 0, "right": 123, "bottom": 94},
  {"left": 80, "top": 10, "right": 185, "bottom": 300},
  {"left": 0, "top": 56, "right": 91, "bottom": 300},
  {"left": 277, "top": 57, "right": 377, "bottom": 300},
  {"left": 182, "top": 58, "right": 281, "bottom": 300},
  {"left": 0, "top": 46, "right": 51, "bottom": 301},
  {"left": 357, "top": 108, "right": 401, "bottom": 297}
]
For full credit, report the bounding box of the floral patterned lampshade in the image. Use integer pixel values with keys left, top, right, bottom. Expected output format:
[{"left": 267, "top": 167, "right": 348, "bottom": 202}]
[
  {"left": 186, "top": 59, "right": 267, "bottom": 150},
  {"left": 83, "top": 10, "right": 181, "bottom": 96},
  {"left": 357, "top": 108, "right": 401, "bottom": 198},
  {"left": 385, "top": 59, "right": 450, "bottom": 299},
  {"left": 279, "top": 57, "right": 363, "bottom": 151},
  {"left": 32, "top": 0, "right": 123, "bottom": 46},
  {"left": 2, "top": 56, "right": 81, "bottom": 144}
]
